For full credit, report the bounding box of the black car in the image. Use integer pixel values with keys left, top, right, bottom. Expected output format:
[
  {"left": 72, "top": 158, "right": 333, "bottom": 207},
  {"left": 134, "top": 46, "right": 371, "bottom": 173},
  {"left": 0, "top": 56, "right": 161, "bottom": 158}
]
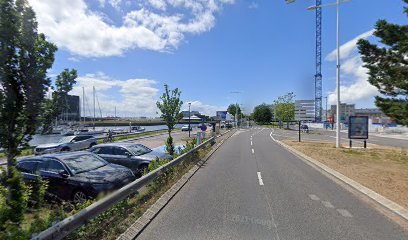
[
  {"left": 16, "top": 151, "right": 135, "bottom": 203},
  {"left": 90, "top": 143, "right": 173, "bottom": 176}
]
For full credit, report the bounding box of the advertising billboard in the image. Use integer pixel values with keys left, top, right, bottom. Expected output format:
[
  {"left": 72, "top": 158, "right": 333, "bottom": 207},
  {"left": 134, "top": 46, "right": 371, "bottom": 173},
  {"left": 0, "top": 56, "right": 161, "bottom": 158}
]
[
  {"left": 216, "top": 111, "right": 227, "bottom": 121},
  {"left": 348, "top": 116, "right": 369, "bottom": 139}
]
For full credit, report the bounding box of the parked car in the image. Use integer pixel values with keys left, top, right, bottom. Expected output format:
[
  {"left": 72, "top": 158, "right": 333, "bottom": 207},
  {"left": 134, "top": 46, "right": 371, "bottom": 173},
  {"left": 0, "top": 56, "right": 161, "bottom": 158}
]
[
  {"left": 34, "top": 135, "right": 97, "bottom": 155},
  {"left": 301, "top": 124, "right": 309, "bottom": 133},
  {"left": 89, "top": 143, "right": 173, "bottom": 176},
  {"left": 181, "top": 125, "right": 192, "bottom": 131},
  {"left": 16, "top": 151, "right": 135, "bottom": 203}
]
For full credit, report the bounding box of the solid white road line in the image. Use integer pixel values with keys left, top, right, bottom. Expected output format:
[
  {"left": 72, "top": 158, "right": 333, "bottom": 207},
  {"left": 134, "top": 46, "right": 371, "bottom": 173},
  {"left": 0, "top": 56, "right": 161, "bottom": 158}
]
[
  {"left": 257, "top": 172, "right": 264, "bottom": 186},
  {"left": 252, "top": 148, "right": 254, "bottom": 154}
]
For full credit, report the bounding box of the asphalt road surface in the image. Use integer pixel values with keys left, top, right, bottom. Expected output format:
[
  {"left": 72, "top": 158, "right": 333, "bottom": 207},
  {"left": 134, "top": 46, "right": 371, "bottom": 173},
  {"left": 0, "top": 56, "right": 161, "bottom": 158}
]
[
  {"left": 271, "top": 127, "right": 408, "bottom": 148},
  {"left": 137, "top": 127, "right": 408, "bottom": 240}
]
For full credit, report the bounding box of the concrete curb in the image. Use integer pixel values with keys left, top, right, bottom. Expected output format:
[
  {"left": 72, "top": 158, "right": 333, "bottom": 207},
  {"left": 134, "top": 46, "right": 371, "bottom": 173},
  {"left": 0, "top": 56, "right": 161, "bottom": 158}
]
[
  {"left": 117, "top": 129, "right": 236, "bottom": 240},
  {"left": 273, "top": 138, "right": 408, "bottom": 222}
]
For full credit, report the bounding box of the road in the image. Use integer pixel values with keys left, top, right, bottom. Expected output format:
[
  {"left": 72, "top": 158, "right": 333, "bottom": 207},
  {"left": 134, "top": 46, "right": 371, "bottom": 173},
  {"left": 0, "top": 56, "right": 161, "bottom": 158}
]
[
  {"left": 136, "top": 127, "right": 408, "bottom": 240},
  {"left": 271, "top": 128, "right": 408, "bottom": 148}
]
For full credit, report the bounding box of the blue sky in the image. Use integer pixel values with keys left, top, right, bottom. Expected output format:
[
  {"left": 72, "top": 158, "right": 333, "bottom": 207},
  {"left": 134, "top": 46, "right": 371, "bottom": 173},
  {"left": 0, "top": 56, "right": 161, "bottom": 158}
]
[{"left": 28, "top": 0, "right": 407, "bottom": 117}]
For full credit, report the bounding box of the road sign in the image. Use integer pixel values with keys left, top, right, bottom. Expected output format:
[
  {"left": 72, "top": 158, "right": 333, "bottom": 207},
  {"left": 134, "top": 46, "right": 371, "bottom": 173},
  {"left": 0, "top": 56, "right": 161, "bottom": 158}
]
[
  {"left": 200, "top": 124, "right": 207, "bottom": 131},
  {"left": 348, "top": 116, "right": 368, "bottom": 139}
]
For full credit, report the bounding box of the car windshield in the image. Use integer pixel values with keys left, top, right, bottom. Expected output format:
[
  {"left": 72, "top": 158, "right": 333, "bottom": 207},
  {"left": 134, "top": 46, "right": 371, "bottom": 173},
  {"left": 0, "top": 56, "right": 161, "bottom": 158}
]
[
  {"left": 127, "top": 144, "right": 152, "bottom": 156},
  {"left": 58, "top": 136, "right": 75, "bottom": 143},
  {"left": 60, "top": 153, "right": 107, "bottom": 174}
]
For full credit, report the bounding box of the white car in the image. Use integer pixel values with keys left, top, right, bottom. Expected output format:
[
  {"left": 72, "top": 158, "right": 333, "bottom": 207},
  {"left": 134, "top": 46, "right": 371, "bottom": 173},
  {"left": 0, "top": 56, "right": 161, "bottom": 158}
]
[
  {"left": 181, "top": 125, "right": 192, "bottom": 131},
  {"left": 34, "top": 135, "right": 97, "bottom": 155}
]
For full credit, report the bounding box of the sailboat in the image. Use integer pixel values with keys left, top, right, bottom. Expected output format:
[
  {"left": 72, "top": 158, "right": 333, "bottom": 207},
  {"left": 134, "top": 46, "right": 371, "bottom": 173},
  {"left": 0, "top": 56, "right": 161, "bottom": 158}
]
[{"left": 73, "top": 86, "right": 105, "bottom": 136}]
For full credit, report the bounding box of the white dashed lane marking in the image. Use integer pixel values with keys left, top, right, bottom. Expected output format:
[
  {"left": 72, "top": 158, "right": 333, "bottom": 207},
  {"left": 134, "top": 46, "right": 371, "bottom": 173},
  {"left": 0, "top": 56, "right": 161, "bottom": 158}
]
[
  {"left": 257, "top": 172, "right": 264, "bottom": 186},
  {"left": 337, "top": 209, "right": 353, "bottom": 218},
  {"left": 309, "top": 194, "right": 353, "bottom": 218},
  {"left": 252, "top": 148, "right": 254, "bottom": 154},
  {"left": 309, "top": 194, "right": 320, "bottom": 201},
  {"left": 322, "top": 201, "right": 335, "bottom": 209}
]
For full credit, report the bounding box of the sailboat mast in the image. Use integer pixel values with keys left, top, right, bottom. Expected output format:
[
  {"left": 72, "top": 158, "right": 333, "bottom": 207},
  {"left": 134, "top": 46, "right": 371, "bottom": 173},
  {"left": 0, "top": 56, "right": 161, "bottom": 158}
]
[
  {"left": 82, "top": 87, "right": 85, "bottom": 124},
  {"left": 93, "top": 86, "right": 96, "bottom": 129}
]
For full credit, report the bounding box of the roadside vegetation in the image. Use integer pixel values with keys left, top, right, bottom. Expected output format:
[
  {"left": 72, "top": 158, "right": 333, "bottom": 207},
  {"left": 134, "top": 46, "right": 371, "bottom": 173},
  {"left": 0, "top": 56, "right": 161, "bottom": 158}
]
[
  {"left": 284, "top": 140, "right": 408, "bottom": 209},
  {"left": 156, "top": 84, "right": 183, "bottom": 156},
  {"left": 66, "top": 138, "right": 213, "bottom": 240}
]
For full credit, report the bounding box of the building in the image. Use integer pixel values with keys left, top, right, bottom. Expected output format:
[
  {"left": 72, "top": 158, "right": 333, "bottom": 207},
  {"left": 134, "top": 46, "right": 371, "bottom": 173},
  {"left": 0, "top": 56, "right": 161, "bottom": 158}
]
[
  {"left": 355, "top": 108, "right": 392, "bottom": 124},
  {"left": 58, "top": 95, "right": 80, "bottom": 121},
  {"left": 330, "top": 103, "right": 355, "bottom": 123},
  {"left": 295, "top": 100, "right": 315, "bottom": 121}
]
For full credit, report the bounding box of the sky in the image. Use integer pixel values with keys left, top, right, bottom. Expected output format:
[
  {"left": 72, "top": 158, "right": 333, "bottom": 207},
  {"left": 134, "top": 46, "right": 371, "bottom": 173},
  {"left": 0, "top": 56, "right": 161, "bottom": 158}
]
[{"left": 28, "top": 0, "right": 407, "bottom": 117}]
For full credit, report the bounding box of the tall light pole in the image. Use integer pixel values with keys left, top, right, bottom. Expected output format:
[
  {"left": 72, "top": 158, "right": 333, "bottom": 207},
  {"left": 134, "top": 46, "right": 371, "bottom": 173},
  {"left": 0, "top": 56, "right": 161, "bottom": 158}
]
[
  {"left": 308, "top": 0, "right": 350, "bottom": 148},
  {"left": 188, "top": 102, "right": 191, "bottom": 137},
  {"left": 230, "top": 91, "right": 241, "bottom": 128}
]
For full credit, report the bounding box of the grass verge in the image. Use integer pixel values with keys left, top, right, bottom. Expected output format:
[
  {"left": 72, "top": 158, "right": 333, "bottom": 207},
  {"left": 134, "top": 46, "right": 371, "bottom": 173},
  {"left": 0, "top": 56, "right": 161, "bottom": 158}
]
[{"left": 283, "top": 140, "right": 408, "bottom": 209}]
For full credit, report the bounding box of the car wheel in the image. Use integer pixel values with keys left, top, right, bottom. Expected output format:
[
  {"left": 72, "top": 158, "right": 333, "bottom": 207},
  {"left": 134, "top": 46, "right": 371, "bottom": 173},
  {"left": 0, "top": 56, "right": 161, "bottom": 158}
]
[
  {"left": 89, "top": 142, "right": 96, "bottom": 148},
  {"left": 137, "top": 164, "right": 148, "bottom": 178},
  {"left": 61, "top": 147, "right": 70, "bottom": 152},
  {"left": 72, "top": 190, "right": 87, "bottom": 204}
]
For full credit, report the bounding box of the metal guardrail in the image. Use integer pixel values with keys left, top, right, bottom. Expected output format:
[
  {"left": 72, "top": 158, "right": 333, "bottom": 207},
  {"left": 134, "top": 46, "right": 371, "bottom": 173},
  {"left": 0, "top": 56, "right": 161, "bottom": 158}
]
[{"left": 33, "top": 136, "right": 216, "bottom": 240}]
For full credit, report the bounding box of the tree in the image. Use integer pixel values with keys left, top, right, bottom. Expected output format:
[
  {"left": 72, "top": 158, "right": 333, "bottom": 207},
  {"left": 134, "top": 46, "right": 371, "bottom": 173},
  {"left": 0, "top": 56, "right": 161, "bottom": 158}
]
[
  {"left": 41, "top": 68, "right": 78, "bottom": 133},
  {"left": 0, "top": 0, "right": 57, "bottom": 227},
  {"left": 252, "top": 104, "right": 272, "bottom": 124},
  {"left": 357, "top": 1, "right": 408, "bottom": 126},
  {"left": 227, "top": 104, "right": 241, "bottom": 119},
  {"left": 156, "top": 84, "right": 183, "bottom": 156},
  {"left": 274, "top": 92, "right": 295, "bottom": 128}
]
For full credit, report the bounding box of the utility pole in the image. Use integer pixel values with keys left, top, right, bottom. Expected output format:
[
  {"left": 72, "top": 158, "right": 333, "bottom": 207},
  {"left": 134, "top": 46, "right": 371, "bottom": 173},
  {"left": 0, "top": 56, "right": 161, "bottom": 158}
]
[
  {"left": 230, "top": 91, "right": 241, "bottom": 128},
  {"left": 188, "top": 103, "right": 191, "bottom": 137},
  {"left": 93, "top": 86, "right": 95, "bottom": 129},
  {"left": 325, "top": 96, "right": 328, "bottom": 121},
  {"left": 335, "top": 0, "right": 341, "bottom": 148}
]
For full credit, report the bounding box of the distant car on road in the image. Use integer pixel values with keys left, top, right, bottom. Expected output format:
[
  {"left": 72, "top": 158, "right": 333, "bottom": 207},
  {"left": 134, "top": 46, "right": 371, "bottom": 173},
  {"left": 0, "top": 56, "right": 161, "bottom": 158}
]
[
  {"left": 181, "top": 125, "right": 192, "bottom": 131},
  {"left": 34, "top": 135, "right": 97, "bottom": 155},
  {"left": 90, "top": 143, "right": 173, "bottom": 176},
  {"left": 16, "top": 151, "right": 135, "bottom": 203},
  {"left": 301, "top": 124, "right": 309, "bottom": 133}
]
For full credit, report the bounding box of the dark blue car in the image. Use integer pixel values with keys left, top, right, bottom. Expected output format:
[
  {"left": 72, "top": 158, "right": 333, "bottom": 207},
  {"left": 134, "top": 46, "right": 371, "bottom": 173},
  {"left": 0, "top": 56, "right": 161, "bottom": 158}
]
[{"left": 16, "top": 151, "right": 135, "bottom": 203}]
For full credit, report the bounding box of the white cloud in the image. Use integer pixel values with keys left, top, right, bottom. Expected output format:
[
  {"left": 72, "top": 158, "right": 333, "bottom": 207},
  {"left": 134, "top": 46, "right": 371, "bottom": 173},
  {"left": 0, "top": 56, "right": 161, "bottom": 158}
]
[
  {"left": 326, "top": 30, "right": 378, "bottom": 106},
  {"left": 248, "top": 2, "right": 258, "bottom": 9},
  {"left": 70, "top": 72, "right": 160, "bottom": 117},
  {"left": 147, "top": 0, "right": 167, "bottom": 10},
  {"left": 182, "top": 101, "right": 226, "bottom": 116},
  {"left": 28, "top": 0, "right": 234, "bottom": 57},
  {"left": 325, "top": 29, "right": 374, "bottom": 61}
]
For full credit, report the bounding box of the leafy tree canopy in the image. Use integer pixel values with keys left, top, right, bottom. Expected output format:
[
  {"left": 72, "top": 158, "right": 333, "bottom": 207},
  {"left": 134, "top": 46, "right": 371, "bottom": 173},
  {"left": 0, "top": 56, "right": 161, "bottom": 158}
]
[
  {"left": 156, "top": 84, "right": 183, "bottom": 155},
  {"left": 357, "top": 0, "right": 408, "bottom": 126},
  {"left": 273, "top": 92, "right": 295, "bottom": 122},
  {"left": 227, "top": 104, "right": 241, "bottom": 118},
  {"left": 252, "top": 104, "right": 272, "bottom": 124},
  {"left": 41, "top": 68, "right": 77, "bottom": 133}
]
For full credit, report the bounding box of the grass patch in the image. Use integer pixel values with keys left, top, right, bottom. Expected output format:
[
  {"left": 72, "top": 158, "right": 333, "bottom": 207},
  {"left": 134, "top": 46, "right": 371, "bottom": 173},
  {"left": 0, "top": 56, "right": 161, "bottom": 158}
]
[
  {"left": 0, "top": 148, "right": 33, "bottom": 159},
  {"left": 283, "top": 140, "right": 408, "bottom": 209}
]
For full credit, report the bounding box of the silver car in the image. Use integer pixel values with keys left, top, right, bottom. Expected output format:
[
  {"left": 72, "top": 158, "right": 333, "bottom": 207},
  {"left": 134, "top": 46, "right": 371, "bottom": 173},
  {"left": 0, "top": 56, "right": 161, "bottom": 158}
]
[
  {"left": 34, "top": 135, "right": 97, "bottom": 155},
  {"left": 89, "top": 143, "right": 172, "bottom": 176}
]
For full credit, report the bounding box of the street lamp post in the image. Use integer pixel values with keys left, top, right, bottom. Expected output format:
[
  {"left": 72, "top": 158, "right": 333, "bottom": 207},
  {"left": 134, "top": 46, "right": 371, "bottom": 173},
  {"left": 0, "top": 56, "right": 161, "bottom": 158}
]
[
  {"left": 307, "top": 0, "right": 350, "bottom": 148},
  {"left": 188, "top": 102, "right": 191, "bottom": 137},
  {"left": 230, "top": 91, "right": 241, "bottom": 129}
]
